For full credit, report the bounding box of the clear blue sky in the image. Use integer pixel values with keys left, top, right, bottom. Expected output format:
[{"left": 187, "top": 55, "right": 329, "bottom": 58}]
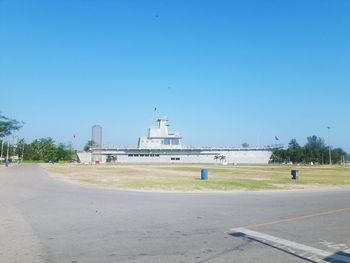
[{"left": 1, "top": 0, "right": 349, "bottom": 151}]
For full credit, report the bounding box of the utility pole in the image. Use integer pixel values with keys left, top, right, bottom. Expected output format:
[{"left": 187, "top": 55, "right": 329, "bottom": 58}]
[
  {"left": 0, "top": 140, "right": 3, "bottom": 163},
  {"left": 21, "top": 143, "right": 25, "bottom": 162},
  {"left": 327, "top": 126, "right": 332, "bottom": 165},
  {"left": 13, "top": 136, "right": 17, "bottom": 162},
  {"left": 6, "top": 141, "right": 9, "bottom": 165}
]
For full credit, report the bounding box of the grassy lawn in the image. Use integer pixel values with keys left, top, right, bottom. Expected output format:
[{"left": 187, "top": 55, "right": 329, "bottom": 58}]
[{"left": 43, "top": 163, "right": 350, "bottom": 192}]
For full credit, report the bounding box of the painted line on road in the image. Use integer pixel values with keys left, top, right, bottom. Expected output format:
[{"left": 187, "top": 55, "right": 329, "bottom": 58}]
[
  {"left": 240, "top": 207, "right": 350, "bottom": 229},
  {"left": 231, "top": 228, "right": 350, "bottom": 263}
]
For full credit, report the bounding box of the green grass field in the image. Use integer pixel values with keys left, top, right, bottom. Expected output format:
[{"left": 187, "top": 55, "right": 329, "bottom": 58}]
[{"left": 44, "top": 163, "right": 350, "bottom": 192}]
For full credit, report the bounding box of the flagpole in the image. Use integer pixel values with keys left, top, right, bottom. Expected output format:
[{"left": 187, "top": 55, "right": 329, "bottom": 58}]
[
  {"left": 73, "top": 133, "right": 76, "bottom": 151},
  {"left": 153, "top": 106, "right": 159, "bottom": 124}
]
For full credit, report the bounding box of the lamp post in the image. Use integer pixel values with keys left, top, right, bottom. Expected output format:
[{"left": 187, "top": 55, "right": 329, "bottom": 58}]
[
  {"left": 6, "top": 141, "right": 9, "bottom": 166},
  {"left": 21, "top": 143, "right": 25, "bottom": 163},
  {"left": 0, "top": 140, "right": 3, "bottom": 163},
  {"left": 327, "top": 126, "right": 332, "bottom": 165}
]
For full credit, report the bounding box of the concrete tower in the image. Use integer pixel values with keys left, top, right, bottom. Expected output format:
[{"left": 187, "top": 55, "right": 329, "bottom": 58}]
[{"left": 92, "top": 125, "right": 102, "bottom": 163}]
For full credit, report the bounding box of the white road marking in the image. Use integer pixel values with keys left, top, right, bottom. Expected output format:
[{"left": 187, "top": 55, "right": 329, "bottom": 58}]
[
  {"left": 231, "top": 228, "right": 350, "bottom": 263},
  {"left": 320, "top": 240, "right": 349, "bottom": 250}
]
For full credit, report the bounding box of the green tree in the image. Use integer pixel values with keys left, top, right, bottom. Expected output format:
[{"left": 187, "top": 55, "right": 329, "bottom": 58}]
[
  {"left": 29, "top": 138, "right": 56, "bottom": 161},
  {"left": 273, "top": 135, "right": 347, "bottom": 165},
  {"left": 242, "top": 142, "right": 249, "bottom": 148},
  {"left": 331, "top": 148, "right": 346, "bottom": 164},
  {"left": 22, "top": 139, "right": 76, "bottom": 162},
  {"left": 287, "top": 139, "right": 303, "bottom": 164},
  {"left": 304, "top": 135, "right": 326, "bottom": 164},
  {"left": 288, "top": 139, "right": 300, "bottom": 149},
  {"left": 214, "top": 155, "right": 220, "bottom": 164},
  {"left": 56, "top": 143, "right": 75, "bottom": 161},
  {"left": 84, "top": 140, "right": 93, "bottom": 151},
  {"left": 106, "top": 155, "right": 117, "bottom": 163},
  {"left": 0, "top": 113, "right": 23, "bottom": 138},
  {"left": 272, "top": 148, "right": 288, "bottom": 163}
]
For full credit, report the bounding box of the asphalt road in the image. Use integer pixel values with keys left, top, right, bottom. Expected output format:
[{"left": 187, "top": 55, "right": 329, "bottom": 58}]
[{"left": 1, "top": 164, "right": 350, "bottom": 263}]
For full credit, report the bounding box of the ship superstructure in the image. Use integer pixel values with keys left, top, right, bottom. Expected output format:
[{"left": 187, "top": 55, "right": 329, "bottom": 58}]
[{"left": 138, "top": 118, "right": 182, "bottom": 149}]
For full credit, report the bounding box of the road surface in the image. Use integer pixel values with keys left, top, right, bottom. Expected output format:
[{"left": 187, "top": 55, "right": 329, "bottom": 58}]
[{"left": 1, "top": 164, "right": 349, "bottom": 262}]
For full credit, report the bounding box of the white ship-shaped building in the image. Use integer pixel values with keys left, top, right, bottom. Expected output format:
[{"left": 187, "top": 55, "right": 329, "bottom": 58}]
[{"left": 77, "top": 118, "right": 281, "bottom": 164}]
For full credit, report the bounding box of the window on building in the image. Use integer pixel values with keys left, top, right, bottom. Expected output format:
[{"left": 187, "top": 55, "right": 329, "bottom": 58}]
[
  {"left": 171, "top": 157, "right": 176, "bottom": 160},
  {"left": 128, "top": 154, "right": 133, "bottom": 157}
]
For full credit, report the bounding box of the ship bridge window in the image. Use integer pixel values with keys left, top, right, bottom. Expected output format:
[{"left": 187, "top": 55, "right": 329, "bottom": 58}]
[
  {"left": 162, "top": 138, "right": 179, "bottom": 145},
  {"left": 163, "top": 139, "right": 171, "bottom": 145},
  {"left": 171, "top": 139, "right": 179, "bottom": 145}
]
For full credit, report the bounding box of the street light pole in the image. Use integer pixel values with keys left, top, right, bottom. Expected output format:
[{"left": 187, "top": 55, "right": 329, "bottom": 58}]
[
  {"left": 327, "top": 126, "right": 332, "bottom": 165},
  {"left": 6, "top": 141, "right": 9, "bottom": 165},
  {"left": 0, "top": 140, "right": 3, "bottom": 163},
  {"left": 21, "top": 143, "right": 25, "bottom": 163}
]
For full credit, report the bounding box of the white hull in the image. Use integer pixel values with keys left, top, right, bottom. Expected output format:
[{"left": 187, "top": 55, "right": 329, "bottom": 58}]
[{"left": 78, "top": 148, "right": 274, "bottom": 164}]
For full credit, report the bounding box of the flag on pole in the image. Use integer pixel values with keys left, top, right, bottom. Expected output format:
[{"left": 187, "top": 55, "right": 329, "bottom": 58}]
[{"left": 275, "top": 136, "right": 279, "bottom": 141}]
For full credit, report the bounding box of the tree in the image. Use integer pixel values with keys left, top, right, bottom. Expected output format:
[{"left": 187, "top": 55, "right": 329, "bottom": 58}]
[
  {"left": 106, "top": 155, "right": 117, "bottom": 163},
  {"left": 29, "top": 138, "right": 56, "bottom": 161},
  {"left": 331, "top": 148, "right": 346, "bottom": 164},
  {"left": 0, "top": 113, "right": 23, "bottom": 138},
  {"left": 242, "top": 142, "right": 249, "bottom": 148},
  {"left": 21, "top": 139, "right": 76, "bottom": 162},
  {"left": 288, "top": 139, "right": 300, "bottom": 149},
  {"left": 272, "top": 148, "right": 288, "bottom": 163},
  {"left": 56, "top": 143, "right": 75, "bottom": 161},
  {"left": 219, "top": 155, "right": 226, "bottom": 163},
  {"left": 304, "top": 136, "right": 326, "bottom": 164},
  {"left": 214, "top": 155, "right": 220, "bottom": 164},
  {"left": 84, "top": 140, "right": 93, "bottom": 151},
  {"left": 272, "top": 135, "right": 347, "bottom": 165},
  {"left": 305, "top": 135, "right": 326, "bottom": 149},
  {"left": 287, "top": 139, "right": 303, "bottom": 164}
]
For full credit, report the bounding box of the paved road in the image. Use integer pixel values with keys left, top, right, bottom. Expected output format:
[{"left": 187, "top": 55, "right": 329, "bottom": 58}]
[{"left": 1, "top": 164, "right": 350, "bottom": 263}]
